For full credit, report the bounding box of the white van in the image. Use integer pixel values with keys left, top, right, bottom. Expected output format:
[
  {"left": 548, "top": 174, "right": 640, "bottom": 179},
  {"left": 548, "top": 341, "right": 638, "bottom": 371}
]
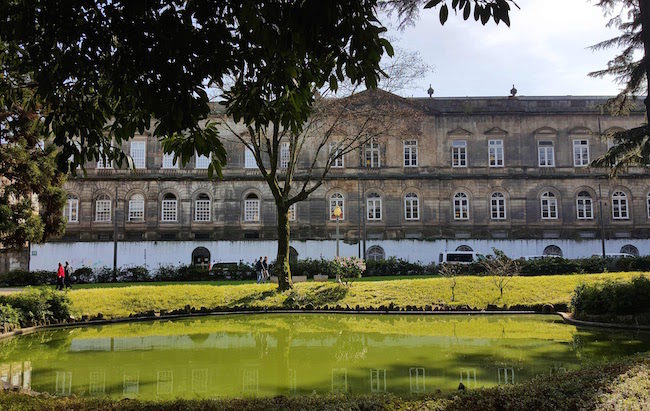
[{"left": 438, "top": 251, "right": 476, "bottom": 264}]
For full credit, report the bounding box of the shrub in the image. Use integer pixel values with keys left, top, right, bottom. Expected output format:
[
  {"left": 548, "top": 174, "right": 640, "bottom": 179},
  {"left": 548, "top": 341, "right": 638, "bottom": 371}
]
[
  {"left": 117, "top": 266, "right": 151, "bottom": 282},
  {"left": 71, "top": 267, "right": 94, "bottom": 284},
  {"left": 519, "top": 258, "right": 581, "bottom": 276},
  {"left": 0, "top": 288, "right": 71, "bottom": 327},
  {"left": 332, "top": 256, "right": 365, "bottom": 285},
  {"left": 0, "top": 304, "right": 21, "bottom": 331},
  {"left": 365, "top": 257, "right": 428, "bottom": 276},
  {"left": 572, "top": 275, "right": 650, "bottom": 318},
  {"left": 0, "top": 269, "right": 54, "bottom": 287},
  {"left": 94, "top": 267, "right": 115, "bottom": 283},
  {"left": 290, "top": 258, "right": 336, "bottom": 278}
]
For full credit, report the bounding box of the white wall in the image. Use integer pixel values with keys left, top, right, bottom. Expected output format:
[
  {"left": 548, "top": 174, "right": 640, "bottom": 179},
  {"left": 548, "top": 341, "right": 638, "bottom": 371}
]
[{"left": 29, "top": 238, "right": 650, "bottom": 272}]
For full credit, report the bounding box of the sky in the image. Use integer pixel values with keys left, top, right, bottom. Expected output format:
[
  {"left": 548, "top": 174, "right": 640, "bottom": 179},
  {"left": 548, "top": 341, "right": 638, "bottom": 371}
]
[{"left": 384, "top": 0, "right": 626, "bottom": 98}]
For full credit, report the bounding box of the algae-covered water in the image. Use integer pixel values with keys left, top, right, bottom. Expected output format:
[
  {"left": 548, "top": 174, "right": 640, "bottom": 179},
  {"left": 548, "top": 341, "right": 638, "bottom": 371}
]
[{"left": 1, "top": 314, "right": 649, "bottom": 399}]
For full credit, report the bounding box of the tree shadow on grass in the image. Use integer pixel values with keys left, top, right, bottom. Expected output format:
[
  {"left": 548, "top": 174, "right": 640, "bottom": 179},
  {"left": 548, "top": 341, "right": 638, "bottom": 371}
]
[
  {"left": 230, "top": 290, "right": 279, "bottom": 307},
  {"left": 284, "top": 284, "right": 348, "bottom": 308}
]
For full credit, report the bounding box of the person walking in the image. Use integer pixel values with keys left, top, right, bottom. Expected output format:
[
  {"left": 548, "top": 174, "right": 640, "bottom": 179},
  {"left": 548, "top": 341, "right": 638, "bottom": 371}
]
[
  {"left": 64, "top": 261, "right": 73, "bottom": 289},
  {"left": 255, "top": 257, "right": 264, "bottom": 284},
  {"left": 56, "top": 263, "right": 65, "bottom": 291},
  {"left": 262, "top": 256, "right": 269, "bottom": 281}
]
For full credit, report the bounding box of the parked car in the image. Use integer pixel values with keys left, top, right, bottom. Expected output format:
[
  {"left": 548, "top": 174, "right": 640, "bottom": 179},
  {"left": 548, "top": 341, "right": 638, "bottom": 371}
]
[
  {"left": 438, "top": 251, "right": 476, "bottom": 264},
  {"left": 523, "top": 255, "right": 561, "bottom": 261},
  {"left": 591, "top": 253, "right": 635, "bottom": 259}
]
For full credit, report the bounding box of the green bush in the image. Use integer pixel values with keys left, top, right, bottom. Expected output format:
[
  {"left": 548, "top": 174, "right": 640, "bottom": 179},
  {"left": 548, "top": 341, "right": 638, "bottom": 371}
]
[
  {"left": 118, "top": 266, "right": 151, "bottom": 282},
  {"left": 0, "top": 269, "right": 53, "bottom": 286},
  {"left": 290, "top": 258, "right": 336, "bottom": 278},
  {"left": 0, "top": 288, "right": 71, "bottom": 327},
  {"left": 72, "top": 267, "right": 94, "bottom": 283},
  {"left": 572, "top": 275, "right": 650, "bottom": 318},
  {"left": 519, "top": 258, "right": 581, "bottom": 276},
  {"left": 366, "top": 257, "right": 429, "bottom": 276},
  {"left": 0, "top": 303, "right": 21, "bottom": 331}
]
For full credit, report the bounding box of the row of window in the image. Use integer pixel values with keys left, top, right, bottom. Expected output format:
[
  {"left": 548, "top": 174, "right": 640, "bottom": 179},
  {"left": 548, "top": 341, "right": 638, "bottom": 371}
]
[
  {"left": 95, "top": 138, "right": 602, "bottom": 171},
  {"left": 64, "top": 190, "right": 650, "bottom": 224}
]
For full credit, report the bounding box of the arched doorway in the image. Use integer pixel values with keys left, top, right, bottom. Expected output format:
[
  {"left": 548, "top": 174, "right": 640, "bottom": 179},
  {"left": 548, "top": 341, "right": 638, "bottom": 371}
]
[
  {"left": 192, "top": 247, "right": 210, "bottom": 267},
  {"left": 289, "top": 247, "right": 299, "bottom": 264}
]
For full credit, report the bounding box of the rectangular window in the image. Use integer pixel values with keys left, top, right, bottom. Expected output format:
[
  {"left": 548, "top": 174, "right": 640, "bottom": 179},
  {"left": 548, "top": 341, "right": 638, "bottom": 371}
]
[
  {"left": 96, "top": 149, "right": 112, "bottom": 169},
  {"left": 573, "top": 139, "right": 590, "bottom": 167},
  {"left": 195, "top": 152, "right": 211, "bottom": 169},
  {"left": 157, "top": 370, "right": 173, "bottom": 395},
  {"left": 280, "top": 142, "right": 290, "bottom": 169},
  {"left": 242, "top": 369, "right": 259, "bottom": 393},
  {"left": 370, "top": 369, "right": 387, "bottom": 393},
  {"left": 95, "top": 200, "right": 112, "bottom": 222},
  {"left": 452, "top": 140, "right": 467, "bottom": 167},
  {"left": 65, "top": 198, "right": 79, "bottom": 223},
  {"left": 55, "top": 371, "right": 72, "bottom": 395},
  {"left": 576, "top": 197, "right": 593, "bottom": 220},
  {"left": 130, "top": 141, "right": 146, "bottom": 169},
  {"left": 488, "top": 139, "right": 504, "bottom": 167},
  {"left": 194, "top": 199, "right": 211, "bottom": 222},
  {"left": 329, "top": 142, "right": 344, "bottom": 168},
  {"left": 538, "top": 141, "right": 555, "bottom": 167},
  {"left": 331, "top": 368, "right": 347, "bottom": 393},
  {"left": 409, "top": 367, "right": 425, "bottom": 394},
  {"left": 161, "top": 200, "right": 177, "bottom": 222},
  {"left": 89, "top": 371, "right": 106, "bottom": 395},
  {"left": 162, "top": 152, "right": 178, "bottom": 169},
  {"left": 364, "top": 140, "right": 380, "bottom": 168},
  {"left": 288, "top": 203, "right": 296, "bottom": 221},
  {"left": 191, "top": 369, "right": 208, "bottom": 393},
  {"left": 367, "top": 196, "right": 382, "bottom": 220},
  {"left": 128, "top": 199, "right": 144, "bottom": 222},
  {"left": 245, "top": 148, "right": 257, "bottom": 169},
  {"left": 404, "top": 140, "right": 418, "bottom": 167},
  {"left": 244, "top": 199, "right": 260, "bottom": 222},
  {"left": 123, "top": 372, "right": 139, "bottom": 396},
  {"left": 498, "top": 367, "right": 515, "bottom": 385}
]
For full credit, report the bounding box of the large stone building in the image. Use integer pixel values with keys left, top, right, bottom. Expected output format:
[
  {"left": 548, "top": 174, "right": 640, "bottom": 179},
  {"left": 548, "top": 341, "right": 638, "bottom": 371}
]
[{"left": 29, "top": 93, "right": 650, "bottom": 271}]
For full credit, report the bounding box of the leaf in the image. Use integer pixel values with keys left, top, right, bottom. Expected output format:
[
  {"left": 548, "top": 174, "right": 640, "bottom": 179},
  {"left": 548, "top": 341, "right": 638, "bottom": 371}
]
[
  {"left": 440, "top": 4, "right": 449, "bottom": 25},
  {"left": 463, "top": 2, "right": 471, "bottom": 20},
  {"left": 424, "top": 0, "right": 444, "bottom": 9}
]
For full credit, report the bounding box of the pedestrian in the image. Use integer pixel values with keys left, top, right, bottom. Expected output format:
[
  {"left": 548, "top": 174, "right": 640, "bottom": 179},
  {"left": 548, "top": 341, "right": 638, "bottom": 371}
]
[
  {"left": 64, "top": 261, "right": 73, "bottom": 289},
  {"left": 56, "top": 263, "right": 65, "bottom": 291},
  {"left": 262, "top": 256, "right": 269, "bottom": 281},
  {"left": 255, "top": 257, "right": 264, "bottom": 284}
]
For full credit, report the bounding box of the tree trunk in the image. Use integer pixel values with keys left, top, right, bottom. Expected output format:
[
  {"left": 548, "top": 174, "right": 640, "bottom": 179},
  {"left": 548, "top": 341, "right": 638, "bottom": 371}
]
[
  {"left": 275, "top": 204, "right": 292, "bottom": 291},
  {"left": 640, "top": 0, "right": 650, "bottom": 126}
]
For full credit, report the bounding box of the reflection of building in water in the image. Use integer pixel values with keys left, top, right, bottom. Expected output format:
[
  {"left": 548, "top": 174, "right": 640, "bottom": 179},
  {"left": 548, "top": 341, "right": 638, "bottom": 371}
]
[
  {"left": 288, "top": 368, "right": 297, "bottom": 394},
  {"left": 89, "top": 371, "right": 106, "bottom": 395},
  {"left": 123, "top": 371, "right": 139, "bottom": 397},
  {"left": 498, "top": 367, "right": 515, "bottom": 384},
  {"left": 459, "top": 369, "right": 477, "bottom": 388},
  {"left": 0, "top": 361, "right": 31, "bottom": 390},
  {"left": 549, "top": 365, "right": 567, "bottom": 376},
  {"left": 331, "top": 368, "right": 347, "bottom": 393},
  {"left": 191, "top": 369, "right": 208, "bottom": 393},
  {"left": 409, "top": 367, "right": 425, "bottom": 393},
  {"left": 242, "top": 368, "right": 259, "bottom": 394},
  {"left": 55, "top": 371, "right": 72, "bottom": 395},
  {"left": 156, "top": 370, "right": 173, "bottom": 395},
  {"left": 370, "top": 368, "right": 386, "bottom": 393}
]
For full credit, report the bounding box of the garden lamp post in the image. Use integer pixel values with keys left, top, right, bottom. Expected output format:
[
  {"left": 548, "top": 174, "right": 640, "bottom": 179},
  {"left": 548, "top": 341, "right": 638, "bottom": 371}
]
[{"left": 333, "top": 205, "right": 342, "bottom": 258}]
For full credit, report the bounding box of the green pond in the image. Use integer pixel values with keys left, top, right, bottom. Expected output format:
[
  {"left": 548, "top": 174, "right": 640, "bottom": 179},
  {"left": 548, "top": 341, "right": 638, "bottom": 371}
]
[{"left": 1, "top": 314, "right": 650, "bottom": 399}]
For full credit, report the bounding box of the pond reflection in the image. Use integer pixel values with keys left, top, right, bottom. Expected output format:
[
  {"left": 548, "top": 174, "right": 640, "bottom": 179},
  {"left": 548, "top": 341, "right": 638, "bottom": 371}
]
[{"left": 1, "top": 314, "right": 649, "bottom": 399}]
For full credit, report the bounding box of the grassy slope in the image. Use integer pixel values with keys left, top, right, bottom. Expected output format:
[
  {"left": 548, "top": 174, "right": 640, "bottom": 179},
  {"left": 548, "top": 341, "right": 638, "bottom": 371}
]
[
  {"left": 67, "top": 271, "right": 646, "bottom": 319},
  {"left": 2, "top": 354, "right": 649, "bottom": 411}
]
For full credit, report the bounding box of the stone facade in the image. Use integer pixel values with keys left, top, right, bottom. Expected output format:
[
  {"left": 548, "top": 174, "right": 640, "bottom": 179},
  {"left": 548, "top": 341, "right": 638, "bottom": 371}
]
[{"left": 53, "top": 95, "right": 650, "bottom": 262}]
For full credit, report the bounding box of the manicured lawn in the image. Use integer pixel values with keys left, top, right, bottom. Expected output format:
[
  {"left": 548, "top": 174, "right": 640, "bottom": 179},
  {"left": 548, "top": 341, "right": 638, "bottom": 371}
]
[
  {"left": 65, "top": 271, "right": 647, "bottom": 319},
  {"left": 2, "top": 353, "right": 649, "bottom": 410}
]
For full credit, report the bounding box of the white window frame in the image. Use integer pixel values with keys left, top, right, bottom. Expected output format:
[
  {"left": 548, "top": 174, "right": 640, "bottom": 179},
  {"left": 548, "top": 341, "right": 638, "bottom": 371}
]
[
  {"left": 244, "top": 195, "right": 260, "bottom": 222},
  {"left": 576, "top": 192, "right": 593, "bottom": 220},
  {"left": 541, "top": 192, "right": 558, "bottom": 220},
  {"left": 647, "top": 193, "right": 650, "bottom": 219},
  {"left": 367, "top": 246, "right": 385, "bottom": 261},
  {"left": 65, "top": 195, "right": 79, "bottom": 223},
  {"left": 245, "top": 148, "right": 257, "bottom": 169},
  {"left": 453, "top": 192, "right": 469, "bottom": 220},
  {"left": 538, "top": 141, "right": 555, "bottom": 167},
  {"left": 612, "top": 191, "right": 629, "bottom": 220},
  {"left": 195, "top": 152, "right": 211, "bottom": 169},
  {"left": 409, "top": 367, "right": 426, "bottom": 394},
  {"left": 194, "top": 194, "right": 211, "bottom": 222},
  {"left": 367, "top": 193, "right": 382, "bottom": 220},
  {"left": 364, "top": 140, "right": 380, "bottom": 168},
  {"left": 95, "top": 195, "right": 112, "bottom": 222},
  {"left": 128, "top": 194, "right": 145, "bottom": 222},
  {"left": 288, "top": 203, "right": 296, "bottom": 221},
  {"left": 452, "top": 140, "right": 467, "bottom": 168},
  {"left": 403, "top": 140, "right": 418, "bottom": 167},
  {"left": 488, "top": 139, "right": 504, "bottom": 167},
  {"left": 490, "top": 192, "right": 506, "bottom": 220},
  {"left": 162, "top": 152, "right": 178, "bottom": 169},
  {"left": 329, "top": 142, "right": 344, "bottom": 168},
  {"left": 130, "top": 140, "right": 146, "bottom": 169},
  {"left": 573, "top": 139, "right": 590, "bottom": 167},
  {"left": 404, "top": 193, "right": 419, "bottom": 221},
  {"left": 329, "top": 193, "right": 345, "bottom": 220},
  {"left": 161, "top": 195, "right": 178, "bottom": 222},
  {"left": 279, "top": 142, "right": 290, "bottom": 169},
  {"left": 96, "top": 150, "right": 112, "bottom": 169}
]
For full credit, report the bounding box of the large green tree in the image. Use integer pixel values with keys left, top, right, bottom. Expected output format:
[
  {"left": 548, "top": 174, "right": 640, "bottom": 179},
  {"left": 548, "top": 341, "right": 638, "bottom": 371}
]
[
  {"left": 589, "top": 0, "right": 650, "bottom": 172},
  {"left": 1, "top": 0, "right": 514, "bottom": 286}
]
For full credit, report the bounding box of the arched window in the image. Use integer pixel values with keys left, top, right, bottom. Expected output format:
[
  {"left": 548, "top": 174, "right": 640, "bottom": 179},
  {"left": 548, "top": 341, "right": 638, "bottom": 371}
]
[
  {"left": 404, "top": 192, "right": 419, "bottom": 221},
  {"left": 543, "top": 245, "right": 563, "bottom": 257},
  {"left": 612, "top": 191, "right": 629, "bottom": 219},
  {"left": 367, "top": 192, "right": 382, "bottom": 220},
  {"left": 94, "top": 194, "right": 111, "bottom": 222},
  {"left": 329, "top": 193, "right": 344, "bottom": 220},
  {"left": 367, "top": 246, "right": 385, "bottom": 261},
  {"left": 128, "top": 194, "right": 145, "bottom": 222},
  {"left": 161, "top": 193, "right": 178, "bottom": 222},
  {"left": 192, "top": 247, "right": 210, "bottom": 267},
  {"left": 576, "top": 191, "right": 593, "bottom": 220},
  {"left": 289, "top": 246, "right": 299, "bottom": 263},
  {"left": 540, "top": 191, "right": 558, "bottom": 220},
  {"left": 244, "top": 193, "right": 260, "bottom": 222},
  {"left": 620, "top": 244, "right": 639, "bottom": 257},
  {"left": 456, "top": 245, "right": 473, "bottom": 252},
  {"left": 453, "top": 192, "right": 469, "bottom": 220},
  {"left": 65, "top": 194, "right": 79, "bottom": 223},
  {"left": 194, "top": 193, "right": 211, "bottom": 222},
  {"left": 490, "top": 192, "right": 506, "bottom": 220}
]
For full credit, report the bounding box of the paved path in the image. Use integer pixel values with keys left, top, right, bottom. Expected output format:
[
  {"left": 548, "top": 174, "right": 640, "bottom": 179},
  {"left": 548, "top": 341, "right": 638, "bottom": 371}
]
[{"left": 0, "top": 288, "right": 23, "bottom": 295}]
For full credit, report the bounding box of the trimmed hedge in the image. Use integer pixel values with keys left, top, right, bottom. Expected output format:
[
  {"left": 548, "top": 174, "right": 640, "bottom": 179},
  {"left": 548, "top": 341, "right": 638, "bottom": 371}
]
[
  {"left": 572, "top": 275, "right": 650, "bottom": 321},
  {"left": 0, "top": 288, "right": 71, "bottom": 330}
]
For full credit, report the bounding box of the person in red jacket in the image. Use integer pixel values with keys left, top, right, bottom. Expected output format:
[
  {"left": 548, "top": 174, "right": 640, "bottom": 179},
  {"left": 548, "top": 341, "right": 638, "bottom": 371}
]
[{"left": 56, "top": 262, "right": 65, "bottom": 291}]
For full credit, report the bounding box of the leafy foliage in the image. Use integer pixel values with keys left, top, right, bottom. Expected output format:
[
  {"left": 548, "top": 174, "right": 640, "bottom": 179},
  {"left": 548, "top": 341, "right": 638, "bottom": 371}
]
[
  {"left": 572, "top": 275, "right": 650, "bottom": 320},
  {"left": 0, "top": 288, "right": 71, "bottom": 327}
]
